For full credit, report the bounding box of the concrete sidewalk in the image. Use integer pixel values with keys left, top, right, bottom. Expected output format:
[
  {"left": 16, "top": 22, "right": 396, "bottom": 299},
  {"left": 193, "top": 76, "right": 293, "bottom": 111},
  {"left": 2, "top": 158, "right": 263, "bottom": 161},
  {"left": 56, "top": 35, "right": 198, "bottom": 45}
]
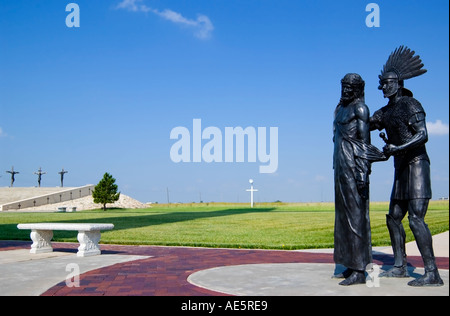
[
  {"left": 378, "top": 231, "right": 449, "bottom": 257},
  {"left": 0, "top": 250, "right": 149, "bottom": 296},
  {"left": 296, "top": 231, "right": 449, "bottom": 257}
]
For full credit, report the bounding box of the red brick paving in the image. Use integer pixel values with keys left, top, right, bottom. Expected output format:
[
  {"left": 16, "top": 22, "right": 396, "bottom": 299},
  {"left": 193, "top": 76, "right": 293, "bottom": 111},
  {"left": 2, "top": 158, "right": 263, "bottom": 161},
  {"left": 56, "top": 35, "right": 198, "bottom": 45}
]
[{"left": 1, "top": 241, "right": 448, "bottom": 296}]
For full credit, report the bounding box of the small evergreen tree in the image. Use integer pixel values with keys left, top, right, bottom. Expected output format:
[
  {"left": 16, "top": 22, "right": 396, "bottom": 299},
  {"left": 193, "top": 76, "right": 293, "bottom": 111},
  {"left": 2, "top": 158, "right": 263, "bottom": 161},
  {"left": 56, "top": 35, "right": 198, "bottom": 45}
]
[{"left": 93, "top": 172, "right": 120, "bottom": 211}]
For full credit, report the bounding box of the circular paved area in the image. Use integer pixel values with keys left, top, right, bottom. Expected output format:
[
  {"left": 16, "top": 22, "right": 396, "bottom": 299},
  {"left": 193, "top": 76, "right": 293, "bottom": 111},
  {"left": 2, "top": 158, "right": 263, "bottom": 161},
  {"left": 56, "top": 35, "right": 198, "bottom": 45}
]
[{"left": 188, "top": 263, "right": 449, "bottom": 296}]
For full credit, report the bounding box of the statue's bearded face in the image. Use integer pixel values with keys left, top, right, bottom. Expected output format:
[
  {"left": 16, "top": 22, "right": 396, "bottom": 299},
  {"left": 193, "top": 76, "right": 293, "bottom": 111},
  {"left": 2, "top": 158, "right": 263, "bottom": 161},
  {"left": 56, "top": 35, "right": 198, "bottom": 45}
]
[
  {"left": 340, "top": 73, "right": 364, "bottom": 104},
  {"left": 379, "top": 72, "right": 400, "bottom": 98},
  {"left": 341, "top": 83, "right": 356, "bottom": 103}
]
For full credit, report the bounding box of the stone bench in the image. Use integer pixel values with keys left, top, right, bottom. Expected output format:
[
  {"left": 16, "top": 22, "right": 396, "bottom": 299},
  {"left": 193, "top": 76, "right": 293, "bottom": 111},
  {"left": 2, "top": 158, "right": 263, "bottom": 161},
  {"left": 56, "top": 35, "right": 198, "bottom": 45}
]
[{"left": 17, "top": 223, "right": 114, "bottom": 257}]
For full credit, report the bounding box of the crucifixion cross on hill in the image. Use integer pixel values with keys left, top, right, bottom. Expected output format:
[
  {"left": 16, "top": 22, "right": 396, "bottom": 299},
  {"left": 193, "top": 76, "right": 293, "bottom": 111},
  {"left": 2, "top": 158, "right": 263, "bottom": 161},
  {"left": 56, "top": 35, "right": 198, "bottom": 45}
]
[
  {"left": 6, "top": 166, "right": 19, "bottom": 187},
  {"left": 34, "top": 167, "right": 46, "bottom": 187},
  {"left": 58, "top": 168, "right": 68, "bottom": 187}
]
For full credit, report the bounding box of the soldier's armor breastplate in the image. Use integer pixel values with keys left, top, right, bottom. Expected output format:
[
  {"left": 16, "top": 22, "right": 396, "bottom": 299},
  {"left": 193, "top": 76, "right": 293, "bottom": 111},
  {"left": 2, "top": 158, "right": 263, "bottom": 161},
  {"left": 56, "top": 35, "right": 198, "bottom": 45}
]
[{"left": 381, "top": 97, "right": 429, "bottom": 169}]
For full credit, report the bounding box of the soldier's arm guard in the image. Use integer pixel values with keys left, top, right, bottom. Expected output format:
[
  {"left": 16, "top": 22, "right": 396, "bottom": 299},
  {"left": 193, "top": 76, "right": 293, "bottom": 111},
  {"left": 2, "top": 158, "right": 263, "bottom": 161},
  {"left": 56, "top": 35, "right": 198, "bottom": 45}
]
[{"left": 394, "top": 111, "right": 428, "bottom": 154}]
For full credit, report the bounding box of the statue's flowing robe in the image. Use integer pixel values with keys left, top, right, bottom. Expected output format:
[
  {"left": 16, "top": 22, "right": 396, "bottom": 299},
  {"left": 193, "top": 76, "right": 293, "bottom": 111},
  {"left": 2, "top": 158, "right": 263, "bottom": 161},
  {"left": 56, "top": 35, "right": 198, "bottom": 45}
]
[{"left": 333, "top": 104, "right": 385, "bottom": 271}]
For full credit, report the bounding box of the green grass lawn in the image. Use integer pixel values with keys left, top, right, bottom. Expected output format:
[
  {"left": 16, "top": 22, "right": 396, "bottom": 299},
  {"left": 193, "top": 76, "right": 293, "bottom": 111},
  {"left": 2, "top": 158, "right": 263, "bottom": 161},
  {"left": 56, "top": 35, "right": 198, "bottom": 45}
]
[{"left": 0, "top": 201, "right": 448, "bottom": 250}]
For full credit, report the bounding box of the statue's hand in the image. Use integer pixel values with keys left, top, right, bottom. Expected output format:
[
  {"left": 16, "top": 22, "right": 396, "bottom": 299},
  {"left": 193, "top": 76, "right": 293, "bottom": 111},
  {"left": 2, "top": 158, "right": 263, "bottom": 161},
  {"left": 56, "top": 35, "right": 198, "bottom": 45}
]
[{"left": 383, "top": 144, "right": 398, "bottom": 156}]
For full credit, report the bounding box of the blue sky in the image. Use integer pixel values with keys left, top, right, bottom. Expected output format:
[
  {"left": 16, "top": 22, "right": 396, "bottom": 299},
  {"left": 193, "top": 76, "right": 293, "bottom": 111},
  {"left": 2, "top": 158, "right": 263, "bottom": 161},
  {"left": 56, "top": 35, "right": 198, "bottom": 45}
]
[{"left": 0, "top": 0, "right": 448, "bottom": 203}]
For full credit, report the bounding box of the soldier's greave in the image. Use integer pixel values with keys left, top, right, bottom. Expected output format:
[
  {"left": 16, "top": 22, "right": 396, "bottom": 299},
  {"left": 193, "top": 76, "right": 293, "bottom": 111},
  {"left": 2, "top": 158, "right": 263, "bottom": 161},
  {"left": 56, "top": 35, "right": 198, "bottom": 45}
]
[
  {"left": 386, "top": 214, "right": 407, "bottom": 267},
  {"left": 408, "top": 215, "right": 437, "bottom": 272}
]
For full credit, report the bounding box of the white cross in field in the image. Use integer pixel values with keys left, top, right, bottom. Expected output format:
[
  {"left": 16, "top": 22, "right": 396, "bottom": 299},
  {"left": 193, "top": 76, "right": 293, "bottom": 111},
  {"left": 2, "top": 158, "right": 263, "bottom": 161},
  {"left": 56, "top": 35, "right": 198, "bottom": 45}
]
[{"left": 246, "top": 179, "right": 258, "bottom": 208}]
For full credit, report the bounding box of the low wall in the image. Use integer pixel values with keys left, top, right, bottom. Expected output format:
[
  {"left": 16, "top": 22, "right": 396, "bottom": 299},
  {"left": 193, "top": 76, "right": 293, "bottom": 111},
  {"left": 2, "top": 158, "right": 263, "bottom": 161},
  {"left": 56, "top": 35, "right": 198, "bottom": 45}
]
[{"left": 0, "top": 185, "right": 95, "bottom": 211}]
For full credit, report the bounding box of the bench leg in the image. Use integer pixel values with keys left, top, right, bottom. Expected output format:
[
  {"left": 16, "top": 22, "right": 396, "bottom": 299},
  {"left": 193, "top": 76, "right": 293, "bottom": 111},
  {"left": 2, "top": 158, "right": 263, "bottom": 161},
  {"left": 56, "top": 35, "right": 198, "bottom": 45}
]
[
  {"left": 30, "top": 230, "right": 53, "bottom": 254},
  {"left": 77, "top": 231, "right": 101, "bottom": 257}
]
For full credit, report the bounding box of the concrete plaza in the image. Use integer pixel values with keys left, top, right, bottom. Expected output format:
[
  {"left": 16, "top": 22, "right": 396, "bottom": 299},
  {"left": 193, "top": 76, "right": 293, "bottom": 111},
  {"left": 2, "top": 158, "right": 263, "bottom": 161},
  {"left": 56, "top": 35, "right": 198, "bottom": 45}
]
[{"left": 0, "top": 232, "right": 448, "bottom": 296}]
